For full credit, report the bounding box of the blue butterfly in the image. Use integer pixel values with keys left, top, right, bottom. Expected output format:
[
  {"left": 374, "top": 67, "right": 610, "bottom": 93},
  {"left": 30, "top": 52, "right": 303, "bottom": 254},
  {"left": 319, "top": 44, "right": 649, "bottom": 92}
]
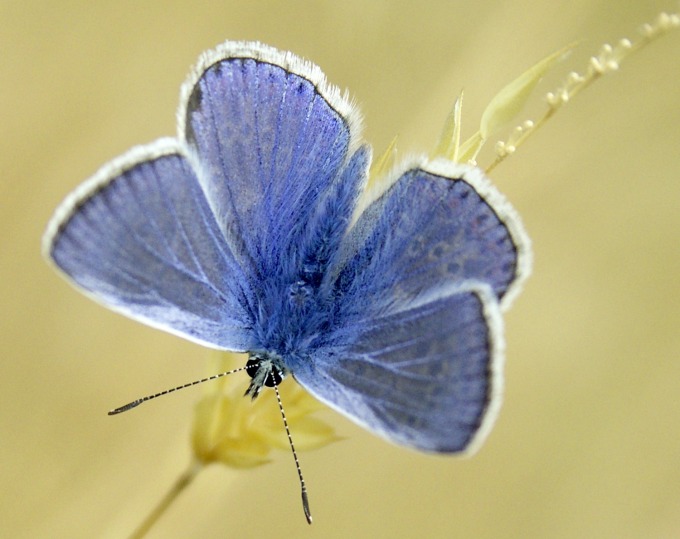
[{"left": 43, "top": 42, "right": 530, "bottom": 460}]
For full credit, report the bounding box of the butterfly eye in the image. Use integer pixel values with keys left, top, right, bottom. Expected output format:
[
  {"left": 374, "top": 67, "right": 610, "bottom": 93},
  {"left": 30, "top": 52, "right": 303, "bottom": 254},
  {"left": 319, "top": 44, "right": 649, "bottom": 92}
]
[
  {"left": 264, "top": 366, "right": 284, "bottom": 388},
  {"left": 245, "top": 357, "right": 285, "bottom": 387}
]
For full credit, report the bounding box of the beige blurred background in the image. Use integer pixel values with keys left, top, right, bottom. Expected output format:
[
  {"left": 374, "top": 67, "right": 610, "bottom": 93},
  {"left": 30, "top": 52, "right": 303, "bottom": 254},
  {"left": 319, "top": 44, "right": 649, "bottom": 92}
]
[{"left": 2, "top": 1, "right": 679, "bottom": 538}]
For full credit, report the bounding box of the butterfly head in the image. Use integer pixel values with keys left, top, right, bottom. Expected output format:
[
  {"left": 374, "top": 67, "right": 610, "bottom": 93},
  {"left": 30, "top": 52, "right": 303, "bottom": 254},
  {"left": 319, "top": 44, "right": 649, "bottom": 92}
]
[{"left": 244, "top": 352, "right": 288, "bottom": 400}]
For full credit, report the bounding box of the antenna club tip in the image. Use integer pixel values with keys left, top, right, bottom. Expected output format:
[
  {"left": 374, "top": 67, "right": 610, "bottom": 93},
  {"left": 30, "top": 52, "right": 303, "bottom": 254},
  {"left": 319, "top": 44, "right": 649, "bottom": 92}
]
[
  {"left": 108, "top": 399, "right": 143, "bottom": 415},
  {"left": 302, "top": 491, "right": 312, "bottom": 524}
]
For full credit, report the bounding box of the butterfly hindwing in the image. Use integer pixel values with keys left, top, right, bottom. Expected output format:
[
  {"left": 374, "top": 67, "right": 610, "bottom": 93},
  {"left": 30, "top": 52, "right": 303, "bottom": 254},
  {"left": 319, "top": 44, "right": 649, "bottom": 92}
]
[
  {"left": 180, "top": 43, "right": 362, "bottom": 280},
  {"left": 330, "top": 160, "right": 530, "bottom": 321}
]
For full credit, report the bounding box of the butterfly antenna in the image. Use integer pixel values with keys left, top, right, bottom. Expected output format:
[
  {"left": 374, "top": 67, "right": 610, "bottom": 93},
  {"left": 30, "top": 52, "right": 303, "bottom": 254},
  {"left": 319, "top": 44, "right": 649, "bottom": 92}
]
[
  {"left": 107, "top": 366, "right": 249, "bottom": 415},
  {"left": 273, "top": 380, "right": 312, "bottom": 524}
]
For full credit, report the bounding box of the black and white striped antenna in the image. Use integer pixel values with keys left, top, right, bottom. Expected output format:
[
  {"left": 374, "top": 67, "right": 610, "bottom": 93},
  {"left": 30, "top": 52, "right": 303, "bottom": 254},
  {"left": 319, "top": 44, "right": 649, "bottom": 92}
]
[{"left": 107, "top": 361, "right": 313, "bottom": 524}]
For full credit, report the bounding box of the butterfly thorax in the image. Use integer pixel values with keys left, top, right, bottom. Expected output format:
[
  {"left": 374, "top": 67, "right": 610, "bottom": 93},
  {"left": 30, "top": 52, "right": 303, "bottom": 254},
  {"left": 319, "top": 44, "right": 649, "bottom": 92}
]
[{"left": 254, "top": 258, "right": 336, "bottom": 347}]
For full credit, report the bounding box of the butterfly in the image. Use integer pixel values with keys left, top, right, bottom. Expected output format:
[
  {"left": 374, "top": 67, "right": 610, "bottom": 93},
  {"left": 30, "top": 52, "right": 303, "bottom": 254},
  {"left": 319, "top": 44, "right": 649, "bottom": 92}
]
[{"left": 43, "top": 40, "right": 530, "bottom": 496}]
